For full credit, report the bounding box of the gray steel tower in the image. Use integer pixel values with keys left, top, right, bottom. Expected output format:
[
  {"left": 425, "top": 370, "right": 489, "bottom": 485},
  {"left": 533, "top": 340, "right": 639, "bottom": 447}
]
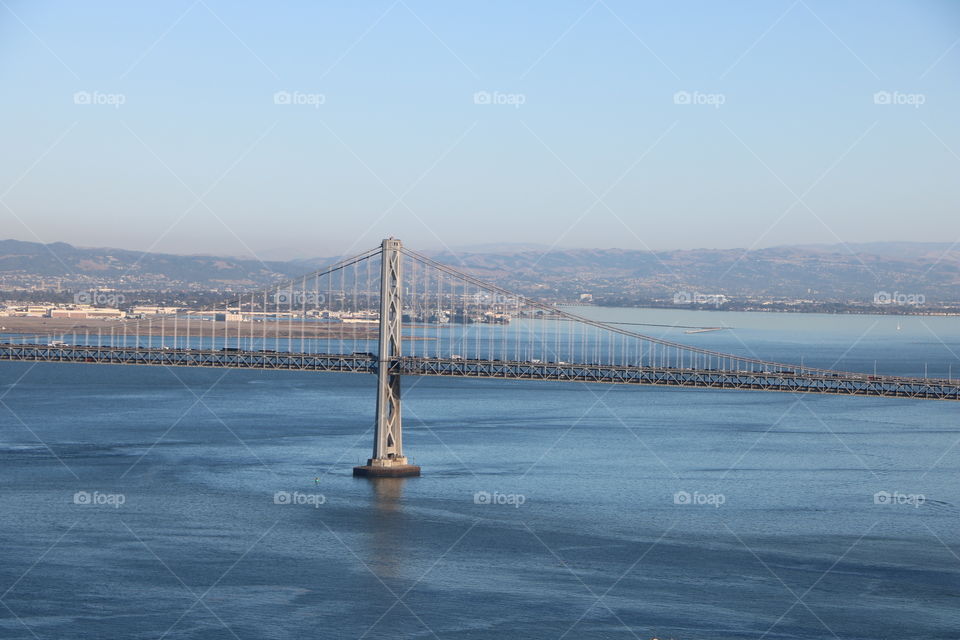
[{"left": 353, "top": 238, "right": 421, "bottom": 477}]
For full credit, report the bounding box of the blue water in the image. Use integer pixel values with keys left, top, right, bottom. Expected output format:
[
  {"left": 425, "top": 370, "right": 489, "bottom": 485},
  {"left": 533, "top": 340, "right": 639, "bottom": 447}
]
[{"left": 1, "top": 308, "right": 958, "bottom": 639}]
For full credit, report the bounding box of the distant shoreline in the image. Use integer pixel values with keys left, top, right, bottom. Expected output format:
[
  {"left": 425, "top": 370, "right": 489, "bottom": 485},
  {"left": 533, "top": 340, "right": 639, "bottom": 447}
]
[{"left": 569, "top": 303, "right": 960, "bottom": 317}]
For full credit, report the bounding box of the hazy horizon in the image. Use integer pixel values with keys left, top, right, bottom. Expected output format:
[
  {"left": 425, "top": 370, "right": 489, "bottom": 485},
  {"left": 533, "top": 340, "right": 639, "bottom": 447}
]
[{"left": 4, "top": 234, "right": 960, "bottom": 264}]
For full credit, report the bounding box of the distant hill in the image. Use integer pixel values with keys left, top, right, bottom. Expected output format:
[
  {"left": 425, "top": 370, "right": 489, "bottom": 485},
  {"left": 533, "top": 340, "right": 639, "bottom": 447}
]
[
  {"left": 0, "top": 239, "right": 308, "bottom": 289},
  {"left": 788, "top": 242, "right": 960, "bottom": 261},
  {"left": 414, "top": 242, "right": 960, "bottom": 302},
  {"left": 1, "top": 239, "right": 959, "bottom": 302}
]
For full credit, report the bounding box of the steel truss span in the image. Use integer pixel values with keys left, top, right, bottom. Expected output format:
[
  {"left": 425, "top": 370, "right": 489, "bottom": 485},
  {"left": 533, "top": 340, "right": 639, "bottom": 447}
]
[
  {"left": 2, "top": 346, "right": 957, "bottom": 401},
  {"left": 0, "top": 344, "right": 376, "bottom": 374}
]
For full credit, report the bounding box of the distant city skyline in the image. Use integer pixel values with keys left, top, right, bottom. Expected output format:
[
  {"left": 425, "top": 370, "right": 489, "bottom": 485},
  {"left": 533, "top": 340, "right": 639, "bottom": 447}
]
[{"left": 1, "top": 0, "right": 958, "bottom": 260}]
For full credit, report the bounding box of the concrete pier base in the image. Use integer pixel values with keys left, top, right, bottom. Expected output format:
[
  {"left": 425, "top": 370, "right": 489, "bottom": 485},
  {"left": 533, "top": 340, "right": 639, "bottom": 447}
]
[{"left": 353, "top": 457, "right": 421, "bottom": 478}]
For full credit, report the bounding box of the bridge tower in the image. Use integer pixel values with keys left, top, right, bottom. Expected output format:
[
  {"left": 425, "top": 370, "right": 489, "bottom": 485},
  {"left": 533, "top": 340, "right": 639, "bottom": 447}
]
[{"left": 353, "top": 238, "right": 421, "bottom": 478}]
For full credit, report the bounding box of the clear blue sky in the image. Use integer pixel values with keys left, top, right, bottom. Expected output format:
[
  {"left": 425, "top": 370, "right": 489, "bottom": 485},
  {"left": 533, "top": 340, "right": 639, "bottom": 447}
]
[{"left": 1, "top": 0, "right": 957, "bottom": 259}]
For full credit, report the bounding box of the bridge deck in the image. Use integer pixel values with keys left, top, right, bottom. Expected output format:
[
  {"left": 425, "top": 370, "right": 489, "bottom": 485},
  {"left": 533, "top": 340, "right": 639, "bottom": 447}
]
[{"left": 2, "top": 344, "right": 958, "bottom": 401}]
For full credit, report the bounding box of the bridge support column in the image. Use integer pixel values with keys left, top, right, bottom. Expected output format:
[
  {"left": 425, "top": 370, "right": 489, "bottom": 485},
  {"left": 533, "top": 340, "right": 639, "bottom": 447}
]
[{"left": 354, "top": 238, "right": 420, "bottom": 478}]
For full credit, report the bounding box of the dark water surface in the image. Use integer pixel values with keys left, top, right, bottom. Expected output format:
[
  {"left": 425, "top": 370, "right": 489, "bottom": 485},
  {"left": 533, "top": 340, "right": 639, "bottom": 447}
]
[{"left": 1, "top": 309, "right": 958, "bottom": 639}]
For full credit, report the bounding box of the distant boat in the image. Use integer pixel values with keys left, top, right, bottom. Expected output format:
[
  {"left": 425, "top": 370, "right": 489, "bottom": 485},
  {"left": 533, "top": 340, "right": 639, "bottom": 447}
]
[{"left": 897, "top": 321, "right": 902, "bottom": 331}]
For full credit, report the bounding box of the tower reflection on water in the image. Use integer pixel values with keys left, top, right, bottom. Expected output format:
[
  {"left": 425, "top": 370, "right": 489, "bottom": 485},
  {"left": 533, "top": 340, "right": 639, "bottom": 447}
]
[{"left": 365, "top": 477, "right": 410, "bottom": 580}]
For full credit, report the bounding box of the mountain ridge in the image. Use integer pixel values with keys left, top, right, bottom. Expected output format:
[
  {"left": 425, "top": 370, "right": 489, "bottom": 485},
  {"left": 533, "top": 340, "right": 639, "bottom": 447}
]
[{"left": 1, "top": 238, "right": 958, "bottom": 302}]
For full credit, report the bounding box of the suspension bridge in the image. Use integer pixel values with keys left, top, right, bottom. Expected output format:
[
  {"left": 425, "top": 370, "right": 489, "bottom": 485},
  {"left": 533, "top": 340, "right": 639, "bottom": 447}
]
[{"left": 2, "top": 238, "right": 958, "bottom": 477}]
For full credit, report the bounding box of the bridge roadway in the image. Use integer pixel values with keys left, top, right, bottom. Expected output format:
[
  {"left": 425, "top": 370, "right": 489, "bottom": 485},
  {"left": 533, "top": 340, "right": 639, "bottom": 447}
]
[{"left": 2, "top": 343, "right": 958, "bottom": 401}]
